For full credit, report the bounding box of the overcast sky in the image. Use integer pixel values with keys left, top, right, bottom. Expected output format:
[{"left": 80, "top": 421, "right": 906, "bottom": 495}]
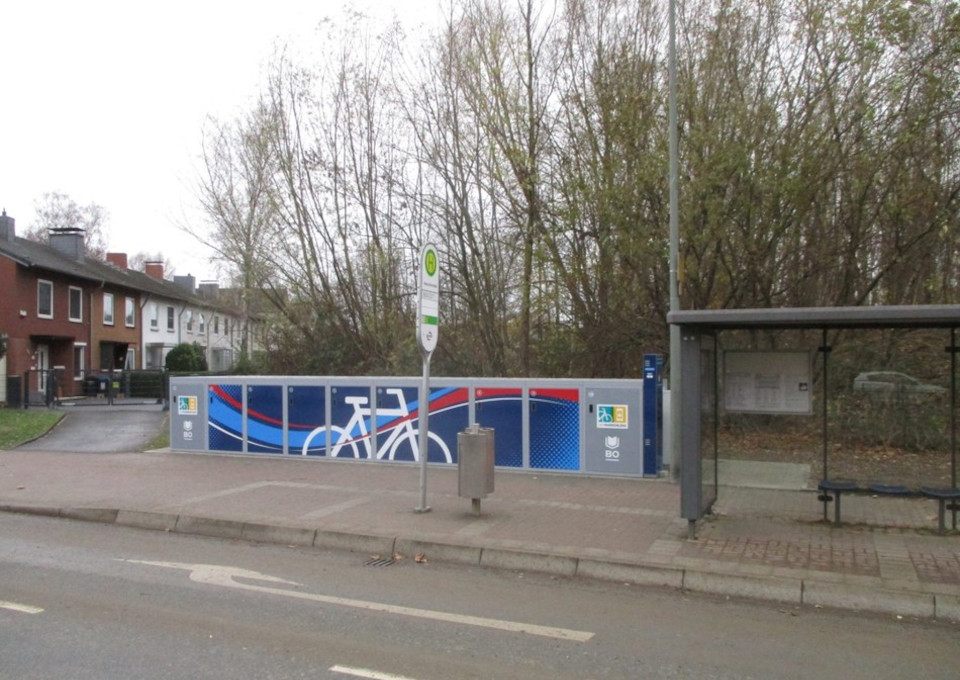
[{"left": 1, "top": 1, "right": 434, "bottom": 282}]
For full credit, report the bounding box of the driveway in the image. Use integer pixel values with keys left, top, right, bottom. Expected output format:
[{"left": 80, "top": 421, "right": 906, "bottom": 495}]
[{"left": 16, "top": 404, "right": 167, "bottom": 453}]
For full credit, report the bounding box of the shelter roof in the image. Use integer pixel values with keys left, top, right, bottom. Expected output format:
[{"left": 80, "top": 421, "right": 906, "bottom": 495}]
[{"left": 667, "top": 305, "right": 960, "bottom": 331}]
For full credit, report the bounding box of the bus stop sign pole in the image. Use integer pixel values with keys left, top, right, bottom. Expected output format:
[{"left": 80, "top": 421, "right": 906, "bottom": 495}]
[{"left": 416, "top": 244, "right": 439, "bottom": 513}]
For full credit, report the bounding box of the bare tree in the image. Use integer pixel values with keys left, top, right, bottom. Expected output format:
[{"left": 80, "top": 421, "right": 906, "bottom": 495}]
[
  {"left": 27, "top": 192, "right": 111, "bottom": 259},
  {"left": 190, "top": 102, "right": 278, "bottom": 362}
]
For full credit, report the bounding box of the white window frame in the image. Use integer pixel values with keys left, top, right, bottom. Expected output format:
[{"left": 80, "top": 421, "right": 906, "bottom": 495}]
[
  {"left": 125, "top": 297, "right": 136, "bottom": 328},
  {"left": 103, "top": 292, "right": 115, "bottom": 325},
  {"left": 185, "top": 310, "right": 194, "bottom": 333},
  {"left": 38, "top": 279, "right": 54, "bottom": 319},
  {"left": 149, "top": 302, "right": 158, "bottom": 330},
  {"left": 69, "top": 286, "right": 83, "bottom": 323},
  {"left": 199, "top": 313, "right": 205, "bottom": 334},
  {"left": 167, "top": 306, "right": 175, "bottom": 332}
]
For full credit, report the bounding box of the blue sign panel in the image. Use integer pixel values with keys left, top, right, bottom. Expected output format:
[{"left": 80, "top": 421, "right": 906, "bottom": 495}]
[
  {"left": 209, "top": 384, "right": 243, "bottom": 452},
  {"left": 246, "top": 385, "right": 284, "bottom": 453},
  {"left": 476, "top": 387, "right": 523, "bottom": 467},
  {"left": 288, "top": 385, "right": 326, "bottom": 455},
  {"left": 642, "top": 354, "right": 664, "bottom": 475},
  {"left": 530, "top": 388, "right": 580, "bottom": 470}
]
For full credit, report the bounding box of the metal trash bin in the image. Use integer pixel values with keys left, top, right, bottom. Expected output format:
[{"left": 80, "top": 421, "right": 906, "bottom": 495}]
[{"left": 458, "top": 424, "right": 495, "bottom": 515}]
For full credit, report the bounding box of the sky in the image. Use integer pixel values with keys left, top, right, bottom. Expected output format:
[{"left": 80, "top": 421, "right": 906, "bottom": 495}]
[{"left": 1, "top": 1, "right": 435, "bottom": 283}]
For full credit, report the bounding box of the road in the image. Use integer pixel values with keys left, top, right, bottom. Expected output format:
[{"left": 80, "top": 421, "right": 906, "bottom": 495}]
[{"left": 1, "top": 513, "right": 957, "bottom": 679}]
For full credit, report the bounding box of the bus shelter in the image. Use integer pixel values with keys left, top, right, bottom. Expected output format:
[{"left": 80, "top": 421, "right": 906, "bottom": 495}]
[{"left": 668, "top": 305, "right": 960, "bottom": 536}]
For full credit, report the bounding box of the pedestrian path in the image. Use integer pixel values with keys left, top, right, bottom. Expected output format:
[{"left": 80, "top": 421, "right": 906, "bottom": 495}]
[{"left": 0, "top": 448, "right": 957, "bottom": 621}]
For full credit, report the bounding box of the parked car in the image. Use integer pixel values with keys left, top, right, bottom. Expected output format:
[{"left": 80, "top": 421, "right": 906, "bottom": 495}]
[{"left": 852, "top": 371, "right": 947, "bottom": 396}]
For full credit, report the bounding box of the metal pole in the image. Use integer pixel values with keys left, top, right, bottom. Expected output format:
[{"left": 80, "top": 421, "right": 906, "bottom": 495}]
[
  {"left": 668, "top": 0, "right": 682, "bottom": 481},
  {"left": 415, "top": 351, "right": 432, "bottom": 513},
  {"left": 950, "top": 328, "right": 956, "bottom": 529},
  {"left": 821, "top": 329, "right": 829, "bottom": 481}
]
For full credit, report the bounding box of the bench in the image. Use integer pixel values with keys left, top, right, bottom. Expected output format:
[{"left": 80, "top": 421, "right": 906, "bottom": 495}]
[
  {"left": 920, "top": 487, "right": 960, "bottom": 534},
  {"left": 817, "top": 479, "right": 859, "bottom": 525},
  {"left": 818, "top": 480, "right": 959, "bottom": 532}
]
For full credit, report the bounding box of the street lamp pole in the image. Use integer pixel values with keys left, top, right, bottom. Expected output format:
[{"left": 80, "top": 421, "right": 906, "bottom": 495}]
[{"left": 668, "top": 0, "right": 681, "bottom": 481}]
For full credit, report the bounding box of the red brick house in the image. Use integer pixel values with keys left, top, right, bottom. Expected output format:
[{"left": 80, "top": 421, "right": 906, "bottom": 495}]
[{"left": 0, "top": 210, "right": 144, "bottom": 402}]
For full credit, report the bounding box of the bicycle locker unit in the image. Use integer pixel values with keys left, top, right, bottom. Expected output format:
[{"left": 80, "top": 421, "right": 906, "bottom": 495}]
[{"left": 169, "top": 371, "right": 664, "bottom": 478}]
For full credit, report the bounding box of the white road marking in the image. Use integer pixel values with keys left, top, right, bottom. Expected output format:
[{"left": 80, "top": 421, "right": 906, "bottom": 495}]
[
  {"left": 0, "top": 600, "right": 44, "bottom": 614},
  {"left": 330, "top": 665, "right": 419, "bottom": 680},
  {"left": 124, "top": 560, "right": 594, "bottom": 642}
]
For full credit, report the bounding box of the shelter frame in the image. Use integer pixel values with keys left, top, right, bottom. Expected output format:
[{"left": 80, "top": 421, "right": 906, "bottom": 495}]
[{"left": 668, "top": 305, "right": 960, "bottom": 537}]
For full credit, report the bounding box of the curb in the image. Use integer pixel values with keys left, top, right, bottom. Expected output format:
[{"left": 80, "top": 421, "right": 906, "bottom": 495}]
[{"left": 2, "top": 504, "right": 958, "bottom": 623}]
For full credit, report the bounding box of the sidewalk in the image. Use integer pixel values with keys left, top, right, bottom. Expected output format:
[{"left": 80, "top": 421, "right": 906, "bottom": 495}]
[{"left": 1, "top": 448, "right": 958, "bottom": 622}]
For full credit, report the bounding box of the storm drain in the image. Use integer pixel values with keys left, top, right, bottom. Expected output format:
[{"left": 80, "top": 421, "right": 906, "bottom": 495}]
[{"left": 364, "top": 556, "right": 396, "bottom": 567}]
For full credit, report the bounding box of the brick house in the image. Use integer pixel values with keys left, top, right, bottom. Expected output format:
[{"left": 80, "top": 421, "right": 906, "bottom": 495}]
[{"left": 0, "top": 211, "right": 143, "bottom": 401}]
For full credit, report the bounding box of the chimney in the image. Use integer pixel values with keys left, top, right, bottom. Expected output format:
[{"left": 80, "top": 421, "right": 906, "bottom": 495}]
[
  {"left": 198, "top": 281, "right": 220, "bottom": 299},
  {"left": 107, "top": 252, "right": 129, "bottom": 269},
  {"left": 49, "top": 227, "right": 86, "bottom": 260},
  {"left": 144, "top": 261, "right": 164, "bottom": 280},
  {"left": 0, "top": 210, "right": 14, "bottom": 241},
  {"left": 174, "top": 274, "right": 197, "bottom": 293}
]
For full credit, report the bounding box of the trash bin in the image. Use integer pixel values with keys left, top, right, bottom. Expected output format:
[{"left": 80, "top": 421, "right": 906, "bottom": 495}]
[
  {"left": 83, "top": 374, "right": 100, "bottom": 396},
  {"left": 458, "top": 424, "right": 495, "bottom": 515}
]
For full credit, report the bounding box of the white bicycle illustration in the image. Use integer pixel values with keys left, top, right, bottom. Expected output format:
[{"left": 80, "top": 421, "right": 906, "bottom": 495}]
[{"left": 300, "top": 388, "right": 452, "bottom": 462}]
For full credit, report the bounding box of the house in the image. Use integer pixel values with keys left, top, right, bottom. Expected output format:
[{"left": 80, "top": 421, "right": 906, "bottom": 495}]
[
  {"left": 126, "top": 267, "right": 245, "bottom": 372},
  {"left": 1, "top": 208, "right": 261, "bottom": 405},
  {"left": 0, "top": 211, "right": 143, "bottom": 401}
]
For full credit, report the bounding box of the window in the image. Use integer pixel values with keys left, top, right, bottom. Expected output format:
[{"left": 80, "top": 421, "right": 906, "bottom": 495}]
[
  {"left": 38, "top": 280, "right": 53, "bottom": 318},
  {"left": 69, "top": 286, "right": 83, "bottom": 322},
  {"left": 185, "top": 310, "right": 194, "bottom": 333},
  {"left": 214, "top": 316, "right": 219, "bottom": 335},
  {"left": 73, "top": 343, "right": 86, "bottom": 380},
  {"left": 199, "top": 313, "right": 205, "bottom": 334},
  {"left": 125, "top": 297, "right": 135, "bottom": 327},
  {"left": 125, "top": 346, "right": 137, "bottom": 370},
  {"left": 149, "top": 302, "right": 158, "bottom": 330},
  {"left": 167, "top": 306, "right": 175, "bottom": 332},
  {"left": 103, "top": 293, "right": 115, "bottom": 325}
]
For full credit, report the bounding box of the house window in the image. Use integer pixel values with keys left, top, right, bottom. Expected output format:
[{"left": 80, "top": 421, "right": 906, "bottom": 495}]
[
  {"left": 68, "top": 286, "right": 83, "bottom": 322},
  {"left": 103, "top": 293, "right": 115, "bottom": 325},
  {"left": 167, "top": 306, "right": 175, "bottom": 332},
  {"left": 125, "top": 346, "right": 137, "bottom": 370},
  {"left": 125, "top": 297, "right": 136, "bottom": 327},
  {"left": 38, "top": 280, "right": 54, "bottom": 319},
  {"left": 214, "top": 316, "right": 219, "bottom": 335},
  {"left": 73, "top": 343, "right": 86, "bottom": 380},
  {"left": 199, "top": 313, "right": 205, "bottom": 334},
  {"left": 185, "top": 310, "right": 194, "bottom": 333},
  {"left": 149, "top": 302, "right": 158, "bottom": 330}
]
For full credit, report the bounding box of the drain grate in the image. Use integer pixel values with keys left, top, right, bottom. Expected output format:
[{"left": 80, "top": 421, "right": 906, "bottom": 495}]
[{"left": 364, "top": 556, "right": 396, "bottom": 567}]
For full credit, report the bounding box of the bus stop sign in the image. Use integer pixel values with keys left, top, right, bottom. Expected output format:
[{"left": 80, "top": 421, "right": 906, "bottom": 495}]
[{"left": 418, "top": 244, "right": 439, "bottom": 355}]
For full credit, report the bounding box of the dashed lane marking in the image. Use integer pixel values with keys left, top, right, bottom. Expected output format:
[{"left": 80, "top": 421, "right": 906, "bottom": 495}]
[{"left": 0, "top": 600, "right": 44, "bottom": 614}]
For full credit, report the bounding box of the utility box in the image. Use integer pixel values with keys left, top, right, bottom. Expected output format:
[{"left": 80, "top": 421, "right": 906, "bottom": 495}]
[{"left": 458, "top": 424, "right": 495, "bottom": 514}]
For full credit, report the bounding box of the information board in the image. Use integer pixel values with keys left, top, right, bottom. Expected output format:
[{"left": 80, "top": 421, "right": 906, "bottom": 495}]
[{"left": 723, "top": 351, "right": 812, "bottom": 415}]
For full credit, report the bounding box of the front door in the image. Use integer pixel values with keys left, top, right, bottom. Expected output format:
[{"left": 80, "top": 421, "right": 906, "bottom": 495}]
[{"left": 36, "top": 343, "right": 50, "bottom": 392}]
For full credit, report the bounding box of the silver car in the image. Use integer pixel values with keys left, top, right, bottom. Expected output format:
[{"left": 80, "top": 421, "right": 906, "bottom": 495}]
[{"left": 852, "top": 371, "right": 947, "bottom": 396}]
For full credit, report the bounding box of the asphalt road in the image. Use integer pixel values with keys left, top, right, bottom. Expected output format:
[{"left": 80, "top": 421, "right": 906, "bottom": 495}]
[
  {"left": 15, "top": 404, "right": 166, "bottom": 453},
  {"left": 2, "top": 513, "right": 957, "bottom": 680}
]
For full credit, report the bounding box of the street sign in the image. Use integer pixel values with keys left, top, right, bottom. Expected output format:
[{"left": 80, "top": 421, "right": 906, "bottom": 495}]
[{"left": 418, "top": 244, "right": 439, "bottom": 355}]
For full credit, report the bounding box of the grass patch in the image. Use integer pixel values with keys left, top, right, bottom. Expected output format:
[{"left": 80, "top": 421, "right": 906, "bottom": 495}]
[
  {"left": 0, "top": 409, "right": 64, "bottom": 449},
  {"left": 142, "top": 413, "right": 170, "bottom": 451}
]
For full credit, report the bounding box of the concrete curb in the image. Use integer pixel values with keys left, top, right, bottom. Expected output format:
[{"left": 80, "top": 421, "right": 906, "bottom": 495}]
[
  {"left": 801, "top": 580, "right": 935, "bottom": 618},
  {"left": 3, "top": 504, "right": 958, "bottom": 623}
]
